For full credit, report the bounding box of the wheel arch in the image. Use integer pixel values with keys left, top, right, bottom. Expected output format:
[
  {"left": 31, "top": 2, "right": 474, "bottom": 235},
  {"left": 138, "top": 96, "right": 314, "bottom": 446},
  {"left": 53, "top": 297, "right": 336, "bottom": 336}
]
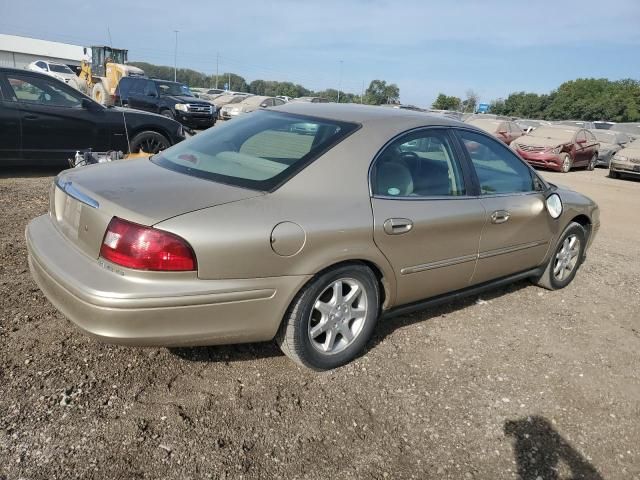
[{"left": 570, "top": 214, "right": 592, "bottom": 239}]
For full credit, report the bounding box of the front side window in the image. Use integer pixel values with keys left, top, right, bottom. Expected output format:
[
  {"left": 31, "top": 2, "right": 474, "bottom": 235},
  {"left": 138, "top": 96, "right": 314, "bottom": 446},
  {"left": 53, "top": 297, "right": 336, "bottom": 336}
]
[
  {"left": 371, "top": 129, "right": 466, "bottom": 197},
  {"left": 6, "top": 74, "right": 82, "bottom": 108},
  {"left": 458, "top": 130, "right": 534, "bottom": 195},
  {"left": 153, "top": 110, "right": 358, "bottom": 191}
]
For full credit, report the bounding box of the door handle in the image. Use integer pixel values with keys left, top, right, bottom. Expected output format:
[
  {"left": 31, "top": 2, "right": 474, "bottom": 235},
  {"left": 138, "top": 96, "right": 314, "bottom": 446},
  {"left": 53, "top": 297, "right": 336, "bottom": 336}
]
[
  {"left": 24, "top": 114, "right": 39, "bottom": 120},
  {"left": 490, "top": 210, "right": 511, "bottom": 224},
  {"left": 383, "top": 218, "right": 413, "bottom": 235}
]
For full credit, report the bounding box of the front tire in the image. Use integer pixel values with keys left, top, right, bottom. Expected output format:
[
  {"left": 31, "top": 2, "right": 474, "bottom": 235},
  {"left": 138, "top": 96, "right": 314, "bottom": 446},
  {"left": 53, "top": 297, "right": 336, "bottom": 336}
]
[
  {"left": 533, "top": 222, "right": 586, "bottom": 290},
  {"left": 560, "top": 153, "right": 572, "bottom": 173},
  {"left": 609, "top": 170, "right": 620, "bottom": 179},
  {"left": 129, "top": 131, "right": 170, "bottom": 154},
  {"left": 276, "top": 264, "right": 380, "bottom": 370},
  {"left": 91, "top": 83, "right": 111, "bottom": 106}
]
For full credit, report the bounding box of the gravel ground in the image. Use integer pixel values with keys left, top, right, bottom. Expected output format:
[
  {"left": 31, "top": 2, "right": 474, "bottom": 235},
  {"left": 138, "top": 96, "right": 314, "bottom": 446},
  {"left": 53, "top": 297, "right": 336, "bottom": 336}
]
[{"left": 1, "top": 166, "right": 639, "bottom": 480}]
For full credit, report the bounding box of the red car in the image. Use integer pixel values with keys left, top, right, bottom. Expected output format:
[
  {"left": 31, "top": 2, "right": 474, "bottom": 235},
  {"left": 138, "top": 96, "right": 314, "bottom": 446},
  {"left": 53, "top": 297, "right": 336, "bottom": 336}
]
[{"left": 511, "top": 126, "right": 599, "bottom": 173}]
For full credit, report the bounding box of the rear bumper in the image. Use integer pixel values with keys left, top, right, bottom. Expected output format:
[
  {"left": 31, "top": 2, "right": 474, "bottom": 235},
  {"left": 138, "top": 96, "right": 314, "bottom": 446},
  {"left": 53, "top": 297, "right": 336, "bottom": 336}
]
[
  {"left": 516, "top": 150, "right": 562, "bottom": 171},
  {"left": 27, "top": 214, "right": 310, "bottom": 347}
]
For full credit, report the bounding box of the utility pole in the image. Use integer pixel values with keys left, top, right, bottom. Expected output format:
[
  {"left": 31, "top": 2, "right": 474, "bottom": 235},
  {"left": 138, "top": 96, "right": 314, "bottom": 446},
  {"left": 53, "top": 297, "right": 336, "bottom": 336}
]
[
  {"left": 173, "top": 30, "right": 179, "bottom": 82},
  {"left": 337, "top": 60, "right": 343, "bottom": 103},
  {"left": 228, "top": 72, "right": 231, "bottom": 91},
  {"left": 361, "top": 80, "right": 365, "bottom": 104},
  {"left": 215, "top": 52, "right": 219, "bottom": 89}
]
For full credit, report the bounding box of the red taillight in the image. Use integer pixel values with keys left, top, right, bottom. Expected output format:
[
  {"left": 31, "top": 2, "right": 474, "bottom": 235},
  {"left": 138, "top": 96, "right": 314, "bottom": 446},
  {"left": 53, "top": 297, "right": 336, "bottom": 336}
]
[{"left": 100, "top": 217, "right": 196, "bottom": 271}]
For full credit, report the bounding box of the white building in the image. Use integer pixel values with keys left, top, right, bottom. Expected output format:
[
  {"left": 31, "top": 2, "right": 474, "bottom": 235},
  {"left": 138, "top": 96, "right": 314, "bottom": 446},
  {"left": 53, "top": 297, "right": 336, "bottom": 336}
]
[{"left": 0, "top": 34, "right": 85, "bottom": 70}]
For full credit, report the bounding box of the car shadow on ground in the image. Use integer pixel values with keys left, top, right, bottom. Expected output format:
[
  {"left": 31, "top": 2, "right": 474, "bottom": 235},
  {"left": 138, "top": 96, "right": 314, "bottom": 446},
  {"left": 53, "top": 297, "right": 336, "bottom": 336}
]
[
  {"left": 169, "top": 341, "right": 284, "bottom": 364},
  {"left": 0, "top": 165, "right": 66, "bottom": 179},
  {"left": 505, "top": 415, "right": 604, "bottom": 480},
  {"left": 367, "top": 279, "right": 531, "bottom": 351},
  {"left": 170, "top": 280, "right": 532, "bottom": 365}
]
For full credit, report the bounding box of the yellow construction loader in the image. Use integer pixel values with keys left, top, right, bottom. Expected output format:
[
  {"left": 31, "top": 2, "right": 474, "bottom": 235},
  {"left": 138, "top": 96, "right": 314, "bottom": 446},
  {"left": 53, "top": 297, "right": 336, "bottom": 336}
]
[{"left": 77, "top": 46, "right": 145, "bottom": 105}]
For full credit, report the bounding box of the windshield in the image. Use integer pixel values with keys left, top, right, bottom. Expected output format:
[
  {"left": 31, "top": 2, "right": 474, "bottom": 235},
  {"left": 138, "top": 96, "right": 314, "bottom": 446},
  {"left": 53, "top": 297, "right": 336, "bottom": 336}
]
[
  {"left": 152, "top": 110, "right": 359, "bottom": 191},
  {"left": 156, "top": 81, "right": 192, "bottom": 97},
  {"left": 529, "top": 127, "right": 575, "bottom": 142},
  {"left": 49, "top": 63, "right": 74, "bottom": 74}
]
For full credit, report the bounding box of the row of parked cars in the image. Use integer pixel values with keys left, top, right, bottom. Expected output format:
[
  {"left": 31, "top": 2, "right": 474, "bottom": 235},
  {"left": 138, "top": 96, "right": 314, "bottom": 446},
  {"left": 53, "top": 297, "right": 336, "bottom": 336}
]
[{"left": 463, "top": 114, "right": 640, "bottom": 178}]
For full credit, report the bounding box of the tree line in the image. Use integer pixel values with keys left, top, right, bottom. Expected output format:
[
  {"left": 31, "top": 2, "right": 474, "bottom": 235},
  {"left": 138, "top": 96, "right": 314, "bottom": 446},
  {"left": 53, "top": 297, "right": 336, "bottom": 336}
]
[
  {"left": 432, "top": 78, "right": 640, "bottom": 122},
  {"left": 129, "top": 62, "right": 400, "bottom": 105}
]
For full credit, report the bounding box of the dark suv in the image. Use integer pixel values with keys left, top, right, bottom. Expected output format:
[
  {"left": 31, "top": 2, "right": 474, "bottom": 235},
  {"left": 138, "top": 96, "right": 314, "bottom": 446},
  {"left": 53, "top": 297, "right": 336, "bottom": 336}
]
[{"left": 115, "top": 78, "right": 216, "bottom": 129}]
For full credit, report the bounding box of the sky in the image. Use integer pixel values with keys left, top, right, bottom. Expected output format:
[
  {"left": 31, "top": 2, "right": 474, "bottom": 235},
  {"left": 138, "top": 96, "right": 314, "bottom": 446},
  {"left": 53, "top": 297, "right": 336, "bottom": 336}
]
[{"left": 2, "top": 0, "right": 639, "bottom": 106}]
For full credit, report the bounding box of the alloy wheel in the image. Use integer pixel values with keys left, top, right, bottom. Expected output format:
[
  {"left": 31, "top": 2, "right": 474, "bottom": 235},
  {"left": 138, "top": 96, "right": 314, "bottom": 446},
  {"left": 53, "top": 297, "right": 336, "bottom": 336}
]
[
  {"left": 562, "top": 156, "right": 571, "bottom": 173},
  {"left": 308, "top": 278, "right": 368, "bottom": 355},
  {"left": 553, "top": 234, "right": 581, "bottom": 281}
]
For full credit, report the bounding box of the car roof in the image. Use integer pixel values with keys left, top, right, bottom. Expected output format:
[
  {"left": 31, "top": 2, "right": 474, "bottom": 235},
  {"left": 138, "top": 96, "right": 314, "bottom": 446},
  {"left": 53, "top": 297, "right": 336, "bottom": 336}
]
[{"left": 274, "top": 102, "right": 464, "bottom": 128}]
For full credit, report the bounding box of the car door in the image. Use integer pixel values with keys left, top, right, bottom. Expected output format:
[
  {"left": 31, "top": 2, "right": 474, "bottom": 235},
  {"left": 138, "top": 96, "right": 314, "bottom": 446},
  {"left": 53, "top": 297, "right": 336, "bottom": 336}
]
[
  {"left": 574, "top": 130, "right": 589, "bottom": 166},
  {"left": 0, "top": 75, "right": 22, "bottom": 163},
  {"left": 4, "top": 72, "right": 109, "bottom": 163},
  {"left": 585, "top": 130, "right": 598, "bottom": 160},
  {"left": 370, "top": 128, "right": 486, "bottom": 306},
  {"left": 127, "top": 79, "right": 154, "bottom": 112},
  {"left": 455, "top": 129, "right": 554, "bottom": 284}
]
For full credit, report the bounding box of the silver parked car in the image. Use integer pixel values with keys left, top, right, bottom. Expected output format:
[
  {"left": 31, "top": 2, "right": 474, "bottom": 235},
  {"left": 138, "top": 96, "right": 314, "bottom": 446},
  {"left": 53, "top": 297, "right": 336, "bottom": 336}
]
[{"left": 589, "top": 129, "right": 631, "bottom": 167}]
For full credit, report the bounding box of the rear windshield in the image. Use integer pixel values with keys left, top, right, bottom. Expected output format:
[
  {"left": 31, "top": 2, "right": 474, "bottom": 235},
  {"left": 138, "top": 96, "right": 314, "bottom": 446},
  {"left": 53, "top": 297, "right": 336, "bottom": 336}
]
[{"left": 152, "top": 110, "right": 359, "bottom": 191}]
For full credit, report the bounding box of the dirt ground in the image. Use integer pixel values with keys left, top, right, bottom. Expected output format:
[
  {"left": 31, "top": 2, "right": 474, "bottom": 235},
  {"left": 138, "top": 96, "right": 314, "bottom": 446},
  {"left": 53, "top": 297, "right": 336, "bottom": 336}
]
[{"left": 1, "top": 166, "right": 639, "bottom": 480}]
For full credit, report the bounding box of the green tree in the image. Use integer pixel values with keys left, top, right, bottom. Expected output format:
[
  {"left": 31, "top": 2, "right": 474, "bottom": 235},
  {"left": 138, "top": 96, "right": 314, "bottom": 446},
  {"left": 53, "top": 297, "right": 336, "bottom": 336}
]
[
  {"left": 432, "top": 93, "right": 461, "bottom": 111},
  {"left": 363, "top": 80, "right": 400, "bottom": 105}
]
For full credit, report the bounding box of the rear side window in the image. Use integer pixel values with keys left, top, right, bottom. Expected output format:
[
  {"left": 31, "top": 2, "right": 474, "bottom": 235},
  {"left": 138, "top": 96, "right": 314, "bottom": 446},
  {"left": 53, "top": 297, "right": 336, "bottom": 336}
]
[
  {"left": 457, "top": 130, "right": 534, "bottom": 195},
  {"left": 129, "top": 79, "right": 145, "bottom": 95},
  {"left": 153, "top": 110, "right": 359, "bottom": 191},
  {"left": 371, "top": 129, "right": 466, "bottom": 197}
]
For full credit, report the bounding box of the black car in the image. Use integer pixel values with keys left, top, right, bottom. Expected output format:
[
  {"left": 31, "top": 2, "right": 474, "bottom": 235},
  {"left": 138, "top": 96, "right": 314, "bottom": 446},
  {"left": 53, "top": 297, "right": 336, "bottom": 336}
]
[
  {"left": 0, "top": 68, "right": 185, "bottom": 165},
  {"left": 115, "top": 78, "right": 216, "bottom": 129}
]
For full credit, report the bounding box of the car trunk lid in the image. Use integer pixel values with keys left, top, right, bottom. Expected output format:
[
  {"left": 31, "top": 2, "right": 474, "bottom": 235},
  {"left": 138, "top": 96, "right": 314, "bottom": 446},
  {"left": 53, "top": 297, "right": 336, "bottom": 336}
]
[{"left": 50, "top": 158, "right": 263, "bottom": 259}]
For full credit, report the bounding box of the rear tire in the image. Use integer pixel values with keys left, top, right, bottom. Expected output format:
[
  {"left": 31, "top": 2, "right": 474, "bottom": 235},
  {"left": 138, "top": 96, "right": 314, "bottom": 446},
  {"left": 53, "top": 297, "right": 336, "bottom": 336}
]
[
  {"left": 587, "top": 153, "right": 597, "bottom": 171},
  {"left": 608, "top": 170, "right": 620, "bottom": 179},
  {"left": 129, "top": 131, "right": 170, "bottom": 154},
  {"left": 276, "top": 264, "right": 380, "bottom": 370},
  {"left": 560, "top": 153, "right": 572, "bottom": 173},
  {"left": 533, "top": 222, "right": 586, "bottom": 291}
]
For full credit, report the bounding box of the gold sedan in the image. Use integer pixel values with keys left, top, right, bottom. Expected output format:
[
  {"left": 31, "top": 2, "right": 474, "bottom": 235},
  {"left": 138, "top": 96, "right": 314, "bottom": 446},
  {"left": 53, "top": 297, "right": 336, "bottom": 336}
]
[{"left": 27, "top": 103, "right": 600, "bottom": 370}]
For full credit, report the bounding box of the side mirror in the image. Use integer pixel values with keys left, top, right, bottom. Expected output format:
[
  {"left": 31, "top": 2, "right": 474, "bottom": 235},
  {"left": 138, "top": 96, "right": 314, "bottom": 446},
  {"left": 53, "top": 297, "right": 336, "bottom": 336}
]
[
  {"left": 82, "top": 98, "right": 101, "bottom": 111},
  {"left": 576, "top": 138, "right": 587, "bottom": 144},
  {"left": 498, "top": 130, "right": 508, "bottom": 135},
  {"left": 260, "top": 103, "right": 268, "bottom": 108},
  {"left": 147, "top": 91, "right": 158, "bottom": 98}
]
